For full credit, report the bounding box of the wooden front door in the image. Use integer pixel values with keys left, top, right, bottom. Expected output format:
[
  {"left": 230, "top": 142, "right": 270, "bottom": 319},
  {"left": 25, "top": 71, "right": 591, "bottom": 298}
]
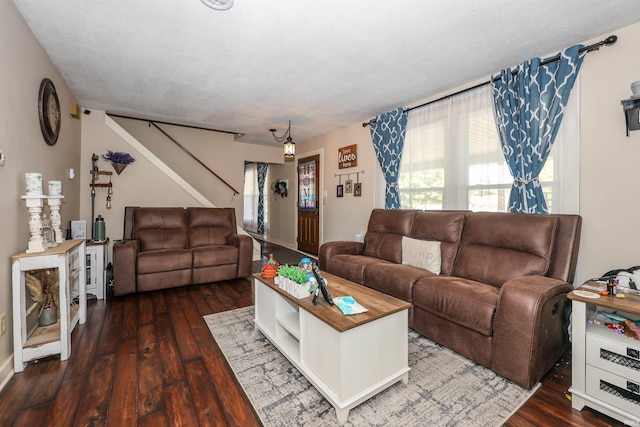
[{"left": 297, "top": 154, "right": 320, "bottom": 255}]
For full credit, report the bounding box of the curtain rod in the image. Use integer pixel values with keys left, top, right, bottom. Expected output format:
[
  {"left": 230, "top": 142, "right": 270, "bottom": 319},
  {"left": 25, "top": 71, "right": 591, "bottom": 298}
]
[{"left": 363, "top": 35, "right": 617, "bottom": 127}]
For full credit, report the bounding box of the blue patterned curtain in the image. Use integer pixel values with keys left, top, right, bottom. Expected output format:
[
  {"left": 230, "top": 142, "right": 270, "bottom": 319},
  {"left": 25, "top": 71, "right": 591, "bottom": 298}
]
[
  {"left": 256, "top": 162, "right": 268, "bottom": 234},
  {"left": 492, "top": 45, "right": 585, "bottom": 214},
  {"left": 369, "top": 107, "right": 408, "bottom": 209}
]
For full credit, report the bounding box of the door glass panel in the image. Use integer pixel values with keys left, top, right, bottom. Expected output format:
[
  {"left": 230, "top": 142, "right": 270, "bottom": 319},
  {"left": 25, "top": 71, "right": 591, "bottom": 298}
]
[{"left": 298, "top": 160, "right": 316, "bottom": 212}]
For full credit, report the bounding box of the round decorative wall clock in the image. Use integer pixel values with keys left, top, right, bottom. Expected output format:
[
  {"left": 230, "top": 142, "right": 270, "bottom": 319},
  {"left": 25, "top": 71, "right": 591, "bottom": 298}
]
[{"left": 38, "top": 78, "right": 61, "bottom": 146}]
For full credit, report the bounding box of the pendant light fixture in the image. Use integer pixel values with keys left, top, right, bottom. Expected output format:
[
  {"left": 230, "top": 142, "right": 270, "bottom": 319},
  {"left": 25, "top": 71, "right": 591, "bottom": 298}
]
[{"left": 270, "top": 120, "right": 296, "bottom": 160}]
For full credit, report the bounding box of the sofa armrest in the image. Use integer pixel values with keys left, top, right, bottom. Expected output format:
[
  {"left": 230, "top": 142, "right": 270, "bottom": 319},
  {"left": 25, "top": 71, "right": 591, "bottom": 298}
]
[
  {"left": 228, "top": 234, "right": 253, "bottom": 278},
  {"left": 113, "top": 239, "right": 138, "bottom": 296},
  {"left": 492, "top": 275, "right": 573, "bottom": 389},
  {"left": 318, "top": 241, "right": 365, "bottom": 271}
]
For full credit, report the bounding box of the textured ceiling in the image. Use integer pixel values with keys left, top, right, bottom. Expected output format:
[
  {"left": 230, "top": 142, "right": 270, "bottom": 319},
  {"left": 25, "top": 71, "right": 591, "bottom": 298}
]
[{"left": 12, "top": 0, "right": 640, "bottom": 147}]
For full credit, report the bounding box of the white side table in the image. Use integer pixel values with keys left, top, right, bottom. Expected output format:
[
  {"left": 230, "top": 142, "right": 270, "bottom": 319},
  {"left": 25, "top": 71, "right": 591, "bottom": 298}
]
[
  {"left": 569, "top": 283, "right": 640, "bottom": 424},
  {"left": 11, "top": 240, "right": 86, "bottom": 373}
]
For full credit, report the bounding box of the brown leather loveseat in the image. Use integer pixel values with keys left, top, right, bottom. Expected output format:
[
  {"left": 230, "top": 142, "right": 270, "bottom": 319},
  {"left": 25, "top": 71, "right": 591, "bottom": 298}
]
[
  {"left": 319, "top": 209, "right": 581, "bottom": 389},
  {"left": 113, "top": 207, "right": 253, "bottom": 296}
]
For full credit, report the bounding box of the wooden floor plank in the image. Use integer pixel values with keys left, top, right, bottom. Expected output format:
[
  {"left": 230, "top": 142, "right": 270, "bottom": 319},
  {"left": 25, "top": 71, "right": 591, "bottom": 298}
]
[
  {"left": 199, "top": 339, "right": 262, "bottom": 427},
  {"left": 180, "top": 289, "right": 215, "bottom": 343},
  {"left": 138, "top": 410, "right": 169, "bottom": 427},
  {"left": 94, "top": 297, "right": 123, "bottom": 356},
  {"left": 138, "top": 292, "right": 155, "bottom": 326},
  {"left": 74, "top": 358, "right": 115, "bottom": 427},
  {"left": 167, "top": 301, "right": 201, "bottom": 362},
  {"left": 155, "top": 312, "right": 186, "bottom": 385},
  {"left": 21, "top": 357, "right": 68, "bottom": 409},
  {"left": 120, "top": 297, "right": 139, "bottom": 341},
  {"left": 0, "top": 360, "right": 49, "bottom": 425},
  {"left": 165, "top": 380, "right": 199, "bottom": 427},
  {"left": 106, "top": 352, "right": 137, "bottom": 427},
  {"left": 137, "top": 323, "right": 164, "bottom": 417},
  {"left": 11, "top": 403, "right": 50, "bottom": 427},
  {"left": 45, "top": 374, "right": 86, "bottom": 427},
  {"left": 184, "top": 358, "right": 228, "bottom": 427},
  {"left": 65, "top": 300, "right": 106, "bottom": 379}
]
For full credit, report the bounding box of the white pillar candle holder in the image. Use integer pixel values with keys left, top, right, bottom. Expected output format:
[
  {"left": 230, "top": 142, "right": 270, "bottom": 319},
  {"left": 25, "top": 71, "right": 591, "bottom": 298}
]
[
  {"left": 46, "top": 195, "right": 64, "bottom": 244},
  {"left": 21, "top": 195, "right": 47, "bottom": 253}
]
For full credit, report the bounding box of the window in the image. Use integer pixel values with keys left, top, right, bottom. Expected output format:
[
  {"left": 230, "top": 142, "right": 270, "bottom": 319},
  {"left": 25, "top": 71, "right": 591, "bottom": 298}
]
[{"left": 399, "top": 83, "right": 578, "bottom": 213}]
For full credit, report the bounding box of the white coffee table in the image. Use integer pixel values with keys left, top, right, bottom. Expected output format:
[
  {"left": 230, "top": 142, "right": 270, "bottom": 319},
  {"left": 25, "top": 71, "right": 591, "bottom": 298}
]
[{"left": 253, "top": 271, "right": 410, "bottom": 424}]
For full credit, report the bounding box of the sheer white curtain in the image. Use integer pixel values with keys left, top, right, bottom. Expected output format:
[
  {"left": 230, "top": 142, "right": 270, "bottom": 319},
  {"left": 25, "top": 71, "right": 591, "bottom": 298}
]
[
  {"left": 243, "top": 163, "right": 259, "bottom": 231},
  {"left": 399, "top": 82, "right": 579, "bottom": 213},
  {"left": 400, "top": 84, "right": 507, "bottom": 210}
]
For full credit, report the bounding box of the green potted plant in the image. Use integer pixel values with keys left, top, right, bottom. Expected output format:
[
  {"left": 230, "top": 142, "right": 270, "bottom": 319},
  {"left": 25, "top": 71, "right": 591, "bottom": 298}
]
[{"left": 276, "top": 265, "right": 311, "bottom": 299}]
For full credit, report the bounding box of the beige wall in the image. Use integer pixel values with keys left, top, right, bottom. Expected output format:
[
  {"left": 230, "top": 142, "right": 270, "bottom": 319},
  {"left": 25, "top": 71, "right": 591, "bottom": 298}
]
[
  {"left": 579, "top": 23, "right": 640, "bottom": 283},
  {"left": 0, "top": 1, "right": 81, "bottom": 386}
]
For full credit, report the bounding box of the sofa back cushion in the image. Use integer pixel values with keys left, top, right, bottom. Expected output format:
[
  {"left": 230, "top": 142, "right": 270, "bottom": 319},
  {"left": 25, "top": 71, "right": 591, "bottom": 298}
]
[
  {"left": 133, "top": 208, "right": 188, "bottom": 252},
  {"left": 188, "top": 207, "right": 236, "bottom": 247},
  {"left": 452, "top": 212, "right": 559, "bottom": 288},
  {"left": 408, "top": 211, "right": 468, "bottom": 276},
  {"left": 363, "top": 209, "right": 416, "bottom": 263}
]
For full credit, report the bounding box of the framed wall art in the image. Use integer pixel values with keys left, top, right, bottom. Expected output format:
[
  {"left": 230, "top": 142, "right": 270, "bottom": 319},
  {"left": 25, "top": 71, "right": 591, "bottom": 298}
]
[
  {"left": 344, "top": 179, "right": 353, "bottom": 193},
  {"left": 354, "top": 182, "right": 362, "bottom": 197}
]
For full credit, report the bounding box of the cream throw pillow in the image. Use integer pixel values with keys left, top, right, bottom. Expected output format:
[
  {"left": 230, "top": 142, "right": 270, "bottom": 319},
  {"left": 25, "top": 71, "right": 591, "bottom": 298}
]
[{"left": 402, "top": 237, "right": 441, "bottom": 274}]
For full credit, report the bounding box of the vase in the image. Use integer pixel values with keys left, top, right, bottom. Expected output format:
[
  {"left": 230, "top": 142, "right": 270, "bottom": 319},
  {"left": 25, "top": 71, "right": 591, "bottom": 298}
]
[
  {"left": 111, "top": 163, "right": 128, "bottom": 175},
  {"left": 39, "top": 304, "right": 57, "bottom": 326}
]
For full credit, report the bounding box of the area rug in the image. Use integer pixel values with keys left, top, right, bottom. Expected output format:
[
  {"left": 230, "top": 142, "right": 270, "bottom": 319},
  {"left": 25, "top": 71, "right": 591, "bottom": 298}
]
[{"left": 204, "top": 307, "right": 539, "bottom": 426}]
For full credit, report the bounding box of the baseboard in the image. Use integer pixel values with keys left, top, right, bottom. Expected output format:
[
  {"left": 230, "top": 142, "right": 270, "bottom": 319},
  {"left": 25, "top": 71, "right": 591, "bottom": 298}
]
[{"left": 0, "top": 354, "right": 14, "bottom": 393}]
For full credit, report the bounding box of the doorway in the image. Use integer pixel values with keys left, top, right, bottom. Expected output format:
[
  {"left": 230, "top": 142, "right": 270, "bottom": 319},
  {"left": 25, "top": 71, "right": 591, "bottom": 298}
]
[{"left": 297, "top": 154, "right": 320, "bottom": 254}]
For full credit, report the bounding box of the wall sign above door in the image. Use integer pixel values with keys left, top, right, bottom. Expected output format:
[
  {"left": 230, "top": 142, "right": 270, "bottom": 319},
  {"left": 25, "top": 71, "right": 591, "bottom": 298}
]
[{"left": 338, "top": 144, "right": 357, "bottom": 169}]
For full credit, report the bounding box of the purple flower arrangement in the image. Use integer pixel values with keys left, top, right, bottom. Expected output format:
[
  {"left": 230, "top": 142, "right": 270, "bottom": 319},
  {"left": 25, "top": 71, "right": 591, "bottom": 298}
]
[{"left": 101, "top": 150, "right": 136, "bottom": 164}]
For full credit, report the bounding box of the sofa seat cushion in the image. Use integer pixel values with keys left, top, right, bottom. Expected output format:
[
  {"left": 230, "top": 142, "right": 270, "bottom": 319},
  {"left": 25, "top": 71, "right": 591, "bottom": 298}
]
[
  {"left": 137, "top": 249, "right": 192, "bottom": 274},
  {"left": 364, "top": 263, "right": 436, "bottom": 302},
  {"left": 413, "top": 276, "right": 499, "bottom": 337},
  {"left": 192, "top": 245, "right": 238, "bottom": 267},
  {"left": 324, "top": 254, "right": 390, "bottom": 285}
]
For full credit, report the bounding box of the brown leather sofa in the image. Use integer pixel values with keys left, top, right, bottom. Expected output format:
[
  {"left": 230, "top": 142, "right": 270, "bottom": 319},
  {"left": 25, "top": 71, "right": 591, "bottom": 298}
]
[
  {"left": 113, "top": 207, "right": 253, "bottom": 296},
  {"left": 319, "top": 209, "right": 581, "bottom": 389}
]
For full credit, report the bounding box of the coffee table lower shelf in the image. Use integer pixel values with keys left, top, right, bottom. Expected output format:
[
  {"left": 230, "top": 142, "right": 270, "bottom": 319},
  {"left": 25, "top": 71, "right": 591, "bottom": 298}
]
[{"left": 253, "top": 274, "right": 410, "bottom": 424}]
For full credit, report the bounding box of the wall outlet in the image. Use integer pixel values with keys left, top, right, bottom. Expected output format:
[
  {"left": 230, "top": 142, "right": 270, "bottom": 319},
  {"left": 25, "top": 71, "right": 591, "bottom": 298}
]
[{"left": 0, "top": 313, "right": 6, "bottom": 336}]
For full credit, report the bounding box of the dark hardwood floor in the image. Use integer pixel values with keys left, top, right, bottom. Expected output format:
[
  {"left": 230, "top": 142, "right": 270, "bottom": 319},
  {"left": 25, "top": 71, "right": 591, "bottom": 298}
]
[{"left": 0, "top": 242, "right": 625, "bottom": 426}]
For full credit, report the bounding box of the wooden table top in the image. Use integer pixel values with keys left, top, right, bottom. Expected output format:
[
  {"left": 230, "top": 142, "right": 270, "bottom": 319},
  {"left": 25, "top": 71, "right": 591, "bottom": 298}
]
[
  {"left": 253, "top": 271, "right": 411, "bottom": 332},
  {"left": 12, "top": 239, "right": 84, "bottom": 262},
  {"left": 568, "top": 280, "right": 640, "bottom": 316}
]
